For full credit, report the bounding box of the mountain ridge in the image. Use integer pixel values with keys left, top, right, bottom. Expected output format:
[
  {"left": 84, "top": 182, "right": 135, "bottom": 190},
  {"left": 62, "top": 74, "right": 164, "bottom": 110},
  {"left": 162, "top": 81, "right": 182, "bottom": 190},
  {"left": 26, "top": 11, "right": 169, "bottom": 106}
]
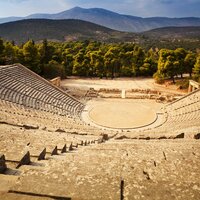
[
  {"left": 0, "top": 19, "right": 138, "bottom": 44},
  {"left": 0, "top": 7, "right": 200, "bottom": 32},
  {"left": 0, "top": 18, "right": 200, "bottom": 51}
]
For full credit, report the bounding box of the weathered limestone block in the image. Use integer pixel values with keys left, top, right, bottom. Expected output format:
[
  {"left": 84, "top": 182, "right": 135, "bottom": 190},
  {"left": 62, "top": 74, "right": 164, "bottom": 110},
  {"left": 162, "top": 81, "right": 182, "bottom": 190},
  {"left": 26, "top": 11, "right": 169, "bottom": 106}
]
[
  {"left": 23, "top": 125, "right": 39, "bottom": 130},
  {"left": 61, "top": 144, "right": 67, "bottom": 153},
  {"left": 194, "top": 133, "right": 200, "bottom": 139},
  {"left": 69, "top": 143, "right": 73, "bottom": 151},
  {"left": 38, "top": 148, "right": 46, "bottom": 160},
  {"left": 51, "top": 146, "right": 58, "bottom": 156},
  {"left": 0, "top": 154, "right": 7, "bottom": 173},
  {"left": 72, "top": 143, "right": 78, "bottom": 148},
  {"left": 174, "top": 133, "right": 184, "bottom": 139},
  {"left": 102, "top": 134, "right": 109, "bottom": 141},
  {"left": 55, "top": 128, "right": 66, "bottom": 133},
  {"left": 16, "top": 151, "right": 31, "bottom": 169}
]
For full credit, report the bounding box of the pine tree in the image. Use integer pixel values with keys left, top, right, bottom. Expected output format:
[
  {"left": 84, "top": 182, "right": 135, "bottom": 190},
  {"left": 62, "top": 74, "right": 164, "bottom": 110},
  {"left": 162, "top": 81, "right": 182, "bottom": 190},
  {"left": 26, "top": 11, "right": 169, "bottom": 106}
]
[
  {"left": 0, "top": 37, "right": 5, "bottom": 64},
  {"left": 23, "top": 40, "right": 41, "bottom": 74},
  {"left": 193, "top": 55, "right": 200, "bottom": 82}
]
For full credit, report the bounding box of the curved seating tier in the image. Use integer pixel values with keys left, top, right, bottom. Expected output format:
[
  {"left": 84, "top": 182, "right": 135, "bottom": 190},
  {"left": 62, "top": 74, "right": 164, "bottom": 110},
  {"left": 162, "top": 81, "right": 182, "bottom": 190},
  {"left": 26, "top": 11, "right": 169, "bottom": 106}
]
[
  {"left": 164, "top": 89, "right": 200, "bottom": 129},
  {"left": 140, "top": 89, "right": 200, "bottom": 136},
  {"left": 0, "top": 99, "right": 108, "bottom": 136},
  {"left": 0, "top": 64, "right": 84, "bottom": 117}
]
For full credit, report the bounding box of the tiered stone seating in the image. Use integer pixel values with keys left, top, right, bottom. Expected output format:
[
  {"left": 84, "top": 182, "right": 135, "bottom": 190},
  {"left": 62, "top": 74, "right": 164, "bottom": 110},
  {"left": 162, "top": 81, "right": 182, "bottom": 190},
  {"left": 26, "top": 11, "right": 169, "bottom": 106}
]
[
  {"left": 1, "top": 139, "right": 200, "bottom": 200},
  {"left": 0, "top": 99, "right": 109, "bottom": 136},
  {"left": 113, "top": 89, "right": 200, "bottom": 140},
  {"left": 1, "top": 64, "right": 200, "bottom": 199},
  {"left": 0, "top": 121, "right": 102, "bottom": 173},
  {"left": 139, "top": 89, "right": 200, "bottom": 137},
  {"left": 163, "top": 89, "right": 200, "bottom": 128},
  {"left": 0, "top": 64, "right": 84, "bottom": 117}
]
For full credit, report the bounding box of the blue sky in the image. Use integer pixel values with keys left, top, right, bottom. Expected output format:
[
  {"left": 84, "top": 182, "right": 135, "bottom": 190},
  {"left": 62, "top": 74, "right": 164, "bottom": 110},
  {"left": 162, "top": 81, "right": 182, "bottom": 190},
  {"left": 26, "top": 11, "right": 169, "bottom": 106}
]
[{"left": 0, "top": 0, "right": 200, "bottom": 18}]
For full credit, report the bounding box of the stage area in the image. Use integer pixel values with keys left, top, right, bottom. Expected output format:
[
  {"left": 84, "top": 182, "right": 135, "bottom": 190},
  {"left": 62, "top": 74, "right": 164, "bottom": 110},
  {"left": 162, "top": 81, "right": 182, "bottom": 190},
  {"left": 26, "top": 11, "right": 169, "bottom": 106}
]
[
  {"left": 61, "top": 77, "right": 186, "bottom": 95},
  {"left": 84, "top": 99, "right": 163, "bottom": 129}
]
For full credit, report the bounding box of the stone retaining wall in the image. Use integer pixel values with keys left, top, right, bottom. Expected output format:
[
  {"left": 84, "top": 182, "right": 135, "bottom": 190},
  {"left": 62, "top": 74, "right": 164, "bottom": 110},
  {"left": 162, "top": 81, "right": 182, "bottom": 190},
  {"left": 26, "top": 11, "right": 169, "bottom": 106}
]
[{"left": 49, "top": 77, "right": 61, "bottom": 87}]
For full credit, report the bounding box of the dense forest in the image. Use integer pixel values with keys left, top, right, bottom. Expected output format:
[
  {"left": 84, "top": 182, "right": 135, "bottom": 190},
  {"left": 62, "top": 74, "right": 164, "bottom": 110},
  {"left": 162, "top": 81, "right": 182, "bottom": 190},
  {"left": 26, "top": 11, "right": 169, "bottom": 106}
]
[{"left": 0, "top": 38, "right": 200, "bottom": 84}]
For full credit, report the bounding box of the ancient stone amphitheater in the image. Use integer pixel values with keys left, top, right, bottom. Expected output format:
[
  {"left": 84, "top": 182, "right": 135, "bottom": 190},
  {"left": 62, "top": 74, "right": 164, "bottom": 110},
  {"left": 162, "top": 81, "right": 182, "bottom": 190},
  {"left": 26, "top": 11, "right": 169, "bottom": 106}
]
[{"left": 0, "top": 64, "right": 200, "bottom": 200}]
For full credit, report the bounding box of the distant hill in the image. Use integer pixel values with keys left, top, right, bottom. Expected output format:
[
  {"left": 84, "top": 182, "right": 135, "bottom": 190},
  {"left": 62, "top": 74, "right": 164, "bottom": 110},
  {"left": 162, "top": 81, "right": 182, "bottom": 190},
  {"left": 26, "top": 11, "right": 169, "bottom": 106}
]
[
  {"left": 0, "top": 16, "right": 23, "bottom": 24},
  {"left": 0, "top": 19, "right": 138, "bottom": 44},
  {"left": 0, "top": 19, "right": 200, "bottom": 51},
  {"left": 142, "top": 26, "right": 200, "bottom": 39},
  {"left": 0, "top": 7, "right": 200, "bottom": 32},
  {"left": 140, "top": 26, "right": 200, "bottom": 50}
]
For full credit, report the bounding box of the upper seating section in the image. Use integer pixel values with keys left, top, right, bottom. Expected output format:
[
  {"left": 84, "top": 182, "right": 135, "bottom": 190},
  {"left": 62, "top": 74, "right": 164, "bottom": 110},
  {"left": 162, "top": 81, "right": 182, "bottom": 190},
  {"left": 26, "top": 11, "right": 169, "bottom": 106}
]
[
  {"left": 165, "top": 88, "right": 200, "bottom": 121},
  {"left": 0, "top": 64, "right": 85, "bottom": 117},
  {"left": 166, "top": 88, "right": 200, "bottom": 111},
  {"left": 156, "top": 88, "right": 200, "bottom": 133}
]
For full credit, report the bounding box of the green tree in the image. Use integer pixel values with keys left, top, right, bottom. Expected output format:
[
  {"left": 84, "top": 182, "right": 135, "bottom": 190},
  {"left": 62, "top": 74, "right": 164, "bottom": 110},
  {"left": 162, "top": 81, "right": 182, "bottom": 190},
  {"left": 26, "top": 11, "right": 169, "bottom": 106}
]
[
  {"left": 174, "top": 48, "right": 187, "bottom": 77},
  {"left": 73, "top": 50, "right": 88, "bottom": 76},
  {"left": 15, "top": 48, "right": 25, "bottom": 64},
  {"left": 39, "top": 39, "right": 55, "bottom": 65},
  {"left": 156, "top": 49, "right": 178, "bottom": 83},
  {"left": 23, "top": 40, "right": 41, "bottom": 73},
  {"left": 184, "top": 52, "right": 196, "bottom": 77},
  {"left": 0, "top": 37, "right": 4, "bottom": 64},
  {"left": 120, "top": 51, "right": 134, "bottom": 77},
  {"left": 140, "top": 53, "right": 157, "bottom": 76},
  {"left": 104, "top": 46, "right": 121, "bottom": 78},
  {"left": 3, "top": 42, "right": 17, "bottom": 64},
  {"left": 193, "top": 55, "right": 200, "bottom": 82},
  {"left": 63, "top": 52, "right": 74, "bottom": 76},
  {"left": 132, "top": 46, "right": 145, "bottom": 76},
  {"left": 43, "top": 60, "right": 66, "bottom": 79},
  {"left": 89, "top": 50, "right": 104, "bottom": 77}
]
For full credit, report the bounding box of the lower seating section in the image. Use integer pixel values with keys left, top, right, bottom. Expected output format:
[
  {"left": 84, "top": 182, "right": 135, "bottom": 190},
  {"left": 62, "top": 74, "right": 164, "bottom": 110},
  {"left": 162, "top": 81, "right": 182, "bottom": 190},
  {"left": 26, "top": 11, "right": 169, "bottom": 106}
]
[
  {"left": 0, "top": 122, "right": 102, "bottom": 172},
  {"left": 0, "top": 99, "right": 110, "bottom": 135},
  {"left": 0, "top": 64, "right": 84, "bottom": 117},
  {"left": 1, "top": 139, "right": 200, "bottom": 200},
  {"left": 0, "top": 96, "right": 111, "bottom": 198}
]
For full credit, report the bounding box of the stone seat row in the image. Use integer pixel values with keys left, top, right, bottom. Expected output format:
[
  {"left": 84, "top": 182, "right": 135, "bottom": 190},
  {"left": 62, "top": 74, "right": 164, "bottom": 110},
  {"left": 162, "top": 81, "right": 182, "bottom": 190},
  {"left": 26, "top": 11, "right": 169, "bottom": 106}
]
[
  {"left": 0, "top": 99, "right": 105, "bottom": 137},
  {"left": 0, "top": 138, "right": 104, "bottom": 174},
  {"left": 165, "top": 89, "right": 200, "bottom": 111},
  {"left": 0, "top": 65, "right": 78, "bottom": 104},
  {"left": 139, "top": 90, "right": 200, "bottom": 136},
  {"left": 0, "top": 80, "right": 82, "bottom": 117},
  {"left": 169, "top": 103, "right": 200, "bottom": 117},
  {"left": 0, "top": 123, "right": 102, "bottom": 158},
  {"left": 0, "top": 64, "right": 84, "bottom": 117},
  {"left": 3, "top": 139, "right": 199, "bottom": 200}
]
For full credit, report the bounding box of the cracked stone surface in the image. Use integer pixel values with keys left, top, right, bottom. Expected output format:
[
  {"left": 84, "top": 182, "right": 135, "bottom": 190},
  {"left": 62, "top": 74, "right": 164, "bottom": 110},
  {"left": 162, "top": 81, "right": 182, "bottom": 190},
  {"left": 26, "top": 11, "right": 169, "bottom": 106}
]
[{"left": 1, "top": 138, "right": 200, "bottom": 200}]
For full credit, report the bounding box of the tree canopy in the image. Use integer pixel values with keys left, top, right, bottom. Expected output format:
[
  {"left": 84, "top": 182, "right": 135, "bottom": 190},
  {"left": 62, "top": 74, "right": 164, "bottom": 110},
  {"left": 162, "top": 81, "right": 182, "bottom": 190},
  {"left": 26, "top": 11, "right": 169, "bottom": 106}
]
[{"left": 0, "top": 37, "right": 199, "bottom": 83}]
